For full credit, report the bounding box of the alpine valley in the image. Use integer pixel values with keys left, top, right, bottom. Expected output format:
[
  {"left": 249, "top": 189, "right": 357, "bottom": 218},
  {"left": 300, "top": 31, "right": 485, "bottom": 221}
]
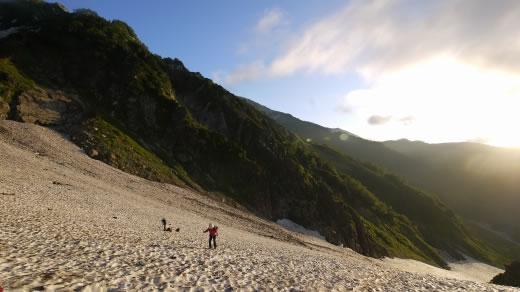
[{"left": 2, "top": 0, "right": 519, "bottom": 273}]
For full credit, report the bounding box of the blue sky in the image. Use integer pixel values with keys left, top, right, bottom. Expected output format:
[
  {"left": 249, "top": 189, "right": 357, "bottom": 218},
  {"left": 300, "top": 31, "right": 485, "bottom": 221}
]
[{"left": 55, "top": 0, "right": 520, "bottom": 147}]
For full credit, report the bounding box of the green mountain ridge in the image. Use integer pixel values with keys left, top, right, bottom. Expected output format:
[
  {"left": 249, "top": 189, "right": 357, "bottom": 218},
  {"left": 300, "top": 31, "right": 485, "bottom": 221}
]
[
  {"left": 309, "top": 144, "right": 520, "bottom": 266},
  {"left": 1, "top": 0, "right": 517, "bottom": 268},
  {"left": 383, "top": 139, "right": 520, "bottom": 242},
  {"left": 259, "top": 105, "right": 520, "bottom": 245},
  {"left": 245, "top": 99, "right": 520, "bottom": 267},
  {"left": 246, "top": 99, "right": 520, "bottom": 264}
]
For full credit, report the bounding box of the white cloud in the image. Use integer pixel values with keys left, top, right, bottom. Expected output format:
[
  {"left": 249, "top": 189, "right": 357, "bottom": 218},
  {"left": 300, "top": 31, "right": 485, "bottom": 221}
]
[
  {"left": 238, "top": 9, "right": 289, "bottom": 55},
  {"left": 398, "top": 116, "right": 415, "bottom": 126},
  {"left": 228, "top": 0, "right": 520, "bottom": 80},
  {"left": 223, "top": 61, "right": 267, "bottom": 85},
  {"left": 368, "top": 115, "right": 392, "bottom": 126},
  {"left": 466, "top": 137, "right": 492, "bottom": 144},
  {"left": 270, "top": 0, "right": 520, "bottom": 78},
  {"left": 211, "top": 70, "right": 224, "bottom": 84},
  {"left": 219, "top": 0, "right": 520, "bottom": 146},
  {"left": 255, "top": 8, "right": 285, "bottom": 34},
  {"left": 338, "top": 89, "right": 376, "bottom": 113},
  {"left": 220, "top": 8, "right": 289, "bottom": 83},
  {"left": 338, "top": 56, "right": 520, "bottom": 146}
]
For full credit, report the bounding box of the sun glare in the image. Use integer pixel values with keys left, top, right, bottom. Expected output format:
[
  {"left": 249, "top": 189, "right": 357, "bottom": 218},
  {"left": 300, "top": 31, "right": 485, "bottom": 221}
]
[{"left": 344, "top": 56, "right": 520, "bottom": 147}]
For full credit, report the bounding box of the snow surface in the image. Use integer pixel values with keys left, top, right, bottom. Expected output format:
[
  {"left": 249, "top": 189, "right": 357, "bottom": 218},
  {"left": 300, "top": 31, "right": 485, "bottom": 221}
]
[
  {"left": 383, "top": 255, "right": 504, "bottom": 284},
  {"left": 0, "top": 27, "right": 20, "bottom": 39},
  {"left": 276, "top": 218, "right": 326, "bottom": 241},
  {"left": 1, "top": 120, "right": 517, "bottom": 291}
]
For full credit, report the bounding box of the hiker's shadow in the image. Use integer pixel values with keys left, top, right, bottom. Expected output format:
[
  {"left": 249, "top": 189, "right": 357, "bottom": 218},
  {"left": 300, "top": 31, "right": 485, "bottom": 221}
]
[{"left": 177, "top": 245, "right": 208, "bottom": 250}]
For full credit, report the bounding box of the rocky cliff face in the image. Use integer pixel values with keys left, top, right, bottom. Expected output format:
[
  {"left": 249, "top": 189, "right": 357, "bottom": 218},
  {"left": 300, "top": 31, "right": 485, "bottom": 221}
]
[{"left": 11, "top": 87, "right": 85, "bottom": 127}]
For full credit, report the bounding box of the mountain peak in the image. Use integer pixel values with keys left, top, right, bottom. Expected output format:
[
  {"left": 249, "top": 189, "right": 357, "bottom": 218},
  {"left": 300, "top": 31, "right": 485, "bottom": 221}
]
[{"left": 164, "top": 57, "right": 188, "bottom": 72}]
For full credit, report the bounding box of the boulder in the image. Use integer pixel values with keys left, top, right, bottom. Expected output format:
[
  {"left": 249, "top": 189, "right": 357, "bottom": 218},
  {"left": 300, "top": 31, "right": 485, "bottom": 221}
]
[
  {"left": 491, "top": 261, "right": 520, "bottom": 288},
  {"left": 0, "top": 99, "right": 9, "bottom": 120},
  {"left": 12, "top": 87, "right": 84, "bottom": 127}
]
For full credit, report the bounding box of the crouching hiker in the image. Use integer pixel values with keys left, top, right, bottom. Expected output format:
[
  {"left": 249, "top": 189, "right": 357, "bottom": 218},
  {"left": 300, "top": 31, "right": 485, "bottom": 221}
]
[
  {"left": 203, "top": 223, "right": 218, "bottom": 249},
  {"left": 161, "top": 218, "right": 167, "bottom": 231},
  {"left": 161, "top": 218, "right": 172, "bottom": 232}
]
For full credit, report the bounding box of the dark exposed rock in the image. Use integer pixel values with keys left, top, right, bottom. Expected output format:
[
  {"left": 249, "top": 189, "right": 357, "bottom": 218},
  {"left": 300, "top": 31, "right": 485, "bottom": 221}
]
[
  {"left": 491, "top": 261, "right": 520, "bottom": 288},
  {"left": 88, "top": 149, "right": 98, "bottom": 157},
  {"left": 0, "top": 99, "right": 9, "bottom": 120},
  {"left": 164, "top": 57, "right": 187, "bottom": 72},
  {"left": 10, "top": 87, "right": 85, "bottom": 129}
]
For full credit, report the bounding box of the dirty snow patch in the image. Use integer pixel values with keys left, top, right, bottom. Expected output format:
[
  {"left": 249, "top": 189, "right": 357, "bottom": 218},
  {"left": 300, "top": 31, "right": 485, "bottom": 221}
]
[
  {"left": 276, "top": 218, "right": 326, "bottom": 241},
  {"left": 383, "top": 254, "right": 504, "bottom": 283},
  {"left": 0, "top": 27, "right": 20, "bottom": 39}
]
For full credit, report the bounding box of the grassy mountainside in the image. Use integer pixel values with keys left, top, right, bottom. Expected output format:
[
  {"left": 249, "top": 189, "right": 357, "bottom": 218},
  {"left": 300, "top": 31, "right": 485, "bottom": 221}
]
[
  {"left": 1, "top": 0, "right": 515, "bottom": 268},
  {"left": 245, "top": 98, "right": 422, "bottom": 173},
  {"left": 310, "top": 144, "right": 520, "bottom": 266},
  {"left": 163, "top": 58, "right": 450, "bottom": 266},
  {"left": 246, "top": 99, "right": 520, "bottom": 267},
  {"left": 248, "top": 97, "right": 520, "bottom": 244},
  {"left": 384, "top": 140, "right": 520, "bottom": 242}
]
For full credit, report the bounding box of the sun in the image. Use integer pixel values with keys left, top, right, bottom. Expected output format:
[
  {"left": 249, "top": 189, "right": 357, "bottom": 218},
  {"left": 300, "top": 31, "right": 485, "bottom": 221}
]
[{"left": 343, "top": 56, "right": 520, "bottom": 147}]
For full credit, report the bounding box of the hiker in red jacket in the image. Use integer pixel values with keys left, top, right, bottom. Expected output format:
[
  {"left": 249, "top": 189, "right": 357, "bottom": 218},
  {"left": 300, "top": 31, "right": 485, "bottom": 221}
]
[{"left": 203, "top": 223, "right": 218, "bottom": 249}]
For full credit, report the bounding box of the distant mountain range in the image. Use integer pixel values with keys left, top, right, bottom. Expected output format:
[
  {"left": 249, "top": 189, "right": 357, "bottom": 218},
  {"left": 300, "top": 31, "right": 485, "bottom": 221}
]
[
  {"left": 247, "top": 99, "right": 520, "bottom": 244},
  {"left": 1, "top": 0, "right": 519, "bottom": 268},
  {"left": 383, "top": 139, "right": 520, "bottom": 241}
]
